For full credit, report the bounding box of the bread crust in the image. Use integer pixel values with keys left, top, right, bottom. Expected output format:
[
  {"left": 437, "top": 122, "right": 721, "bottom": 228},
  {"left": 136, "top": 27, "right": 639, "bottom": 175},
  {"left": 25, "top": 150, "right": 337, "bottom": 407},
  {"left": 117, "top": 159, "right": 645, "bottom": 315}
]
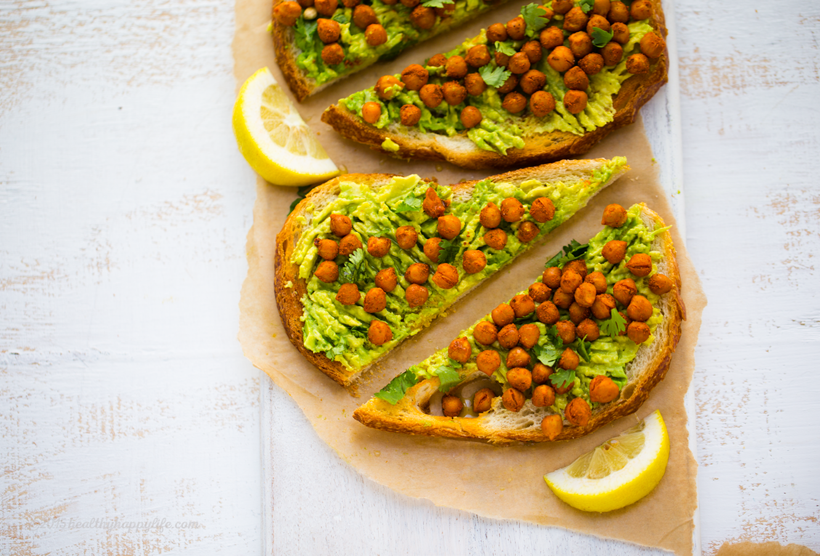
[
  {"left": 352, "top": 204, "right": 685, "bottom": 443},
  {"left": 321, "top": 0, "right": 668, "bottom": 168},
  {"left": 274, "top": 159, "right": 628, "bottom": 391}
]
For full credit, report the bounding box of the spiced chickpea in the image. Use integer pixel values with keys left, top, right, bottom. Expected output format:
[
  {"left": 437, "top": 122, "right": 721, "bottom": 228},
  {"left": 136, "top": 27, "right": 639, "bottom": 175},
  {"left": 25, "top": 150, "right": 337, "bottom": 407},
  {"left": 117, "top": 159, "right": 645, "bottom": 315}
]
[
  {"left": 537, "top": 301, "right": 560, "bottom": 325},
  {"left": 552, "top": 288, "right": 574, "bottom": 309},
  {"left": 480, "top": 202, "right": 502, "bottom": 229},
  {"left": 565, "top": 397, "right": 591, "bottom": 426},
  {"left": 365, "top": 23, "right": 387, "bottom": 45},
  {"left": 568, "top": 32, "right": 593, "bottom": 59},
  {"left": 568, "top": 302, "right": 588, "bottom": 324},
  {"left": 520, "top": 69, "right": 547, "bottom": 94},
  {"left": 589, "top": 375, "right": 620, "bottom": 403},
  {"left": 517, "top": 222, "right": 539, "bottom": 243},
  {"left": 497, "top": 73, "right": 518, "bottom": 94},
  {"left": 339, "top": 234, "right": 362, "bottom": 255},
  {"left": 627, "top": 321, "right": 650, "bottom": 344},
  {"left": 330, "top": 214, "right": 352, "bottom": 237},
  {"left": 484, "top": 229, "right": 507, "bottom": 250},
  {"left": 352, "top": 4, "right": 377, "bottom": 27},
  {"left": 564, "top": 66, "right": 590, "bottom": 90},
  {"left": 530, "top": 90, "right": 556, "bottom": 117},
  {"left": 486, "top": 22, "right": 508, "bottom": 43},
  {"left": 560, "top": 269, "right": 583, "bottom": 294},
  {"left": 602, "top": 42, "right": 624, "bottom": 66},
  {"left": 400, "top": 104, "right": 422, "bottom": 126},
  {"left": 442, "top": 395, "right": 463, "bottom": 417},
  {"left": 274, "top": 1, "right": 302, "bottom": 26},
  {"left": 532, "top": 384, "right": 556, "bottom": 407},
  {"left": 404, "top": 262, "right": 429, "bottom": 284},
  {"left": 626, "top": 53, "right": 650, "bottom": 74},
  {"left": 611, "top": 22, "right": 630, "bottom": 44},
  {"left": 315, "top": 260, "right": 339, "bottom": 282},
  {"left": 506, "top": 347, "right": 531, "bottom": 369},
  {"left": 314, "top": 0, "right": 337, "bottom": 15},
  {"left": 299, "top": 0, "right": 315, "bottom": 9},
  {"left": 419, "top": 83, "right": 443, "bottom": 109},
  {"left": 465, "top": 44, "right": 491, "bottom": 68},
  {"left": 537, "top": 5, "right": 554, "bottom": 20},
  {"left": 592, "top": 0, "right": 610, "bottom": 15},
  {"left": 462, "top": 249, "right": 487, "bottom": 274},
  {"left": 423, "top": 237, "right": 442, "bottom": 262},
  {"left": 432, "top": 263, "right": 459, "bottom": 289},
  {"left": 613, "top": 278, "right": 637, "bottom": 307},
  {"left": 502, "top": 388, "right": 525, "bottom": 412},
  {"left": 317, "top": 18, "right": 341, "bottom": 43},
  {"left": 626, "top": 253, "right": 652, "bottom": 277},
  {"left": 553, "top": 378, "right": 574, "bottom": 395},
  {"left": 464, "top": 73, "right": 487, "bottom": 96},
  {"left": 491, "top": 303, "right": 515, "bottom": 327},
  {"left": 335, "top": 283, "right": 360, "bottom": 305},
  {"left": 473, "top": 388, "right": 495, "bottom": 413},
  {"left": 448, "top": 337, "right": 472, "bottom": 363},
  {"left": 518, "top": 323, "right": 541, "bottom": 350},
  {"left": 445, "top": 55, "right": 468, "bottom": 79},
  {"left": 555, "top": 320, "right": 576, "bottom": 344},
  {"left": 649, "top": 273, "right": 673, "bottom": 295},
  {"left": 476, "top": 350, "right": 501, "bottom": 375},
  {"left": 602, "top": 239, "right": 627, "bottom": 264},
  {"left": 495, "top": 51, "right": 510, "bottom": 68},
  {"left": 375, "top": 267, "right": 398, "bottom": 292},
  {"left": 529, "top": 282, "right": 551, "bottom": 303},
  {"left": 399, "top": 0, "right": 419, "bottom": 7},
  {"left": 532, "top": 363, "right": 553, "bottom": 385},
  {"left": 437, "top": 214, "right": 461, "bottom": 240},
  {"left": 542, "top": 414, "right": 563, "bottom": 440},
  {"left": 363, "top": 287, "right": 387, "bottom": 313},
  {"left": 507, "top": 52, "right": 531, "bottom": 75},
  {"left": 543, "top": 267, "right": 562, "bottom": 288},
  {"left": 410, "top": 5, "right": 435, "bottom": 29},
  {"left": 422, "top": 187, "right": 445, "bottom": 218},
  {"left": 367, "top": 236, "right": 391, "bottom": 257},
  {"left": 627, "top": 295, "right": 653, "bottom": 322},
  {"left": 540, "top": 26, "right": 564, "bottom": 50},
  {"left": 601, "top": 203, "right": 628, "bottom": 227},
  {"left": 511, "top": 294, "right": 535, "bottom": 317},
  {"left": 576, "top": 318, "right": 600, "bottom": 342},
  {"left": 427, "top": 53, "right": 447, "bottom": 67},
  {"left": 405, "top": 284, "right": 429, "bottom": 307},
  {"left": 521, "top": 41, "right": 543, "bottom": 64},
  {"left": 340, "top": 0, "right": 357, "bottom": 7},
  {"left": 500, "top": 197, "right": 525, "bottom": 222},
  {"left": 608, "top": 0, "right": 629, "bottom": 22},
  {"left": 585, "top": 272, "right": 607, "bottom": 294},
  {"left": 586, "top": 14, "right": 610, "bottom": 36},
  {"left": 630, "top": 0, "right": 652, "bottom": 20},
  {"left": 558, "top": 347, "right": 580, "bottom": 370},
  {"left": 434, "top": 3, "right": 454, "bottom": 17},
  {"left": 361, "top": 101, "right": 382, "bottom": 124},
  {"left": 442, "top": 81, "right": 467, "bottom": 106},
  {"left": 315, "top": 238, "right": 339, "bottom": 260},
  {"left": 552, "top": 0, "right": 573, "bottom": 14},
  {"left": 375, "top": 75, "right": 404, "bottom": 100},
  {"left": 574, "top": 282, "right": 597, "bottom": 308},
  {"left": 400, "top": 64, "right": 429, "bottom": 91},
  {"left": 578, "top": 53, "right": 604, "bottom": 75},
  {"left": 507, "top": 367, "right": 532, "bottom": 391},
  {"left": 506, "top": 16, "right": 526, "bottom": 40},
  {"left": 473, "top": 320, "right": 498, "bottom": 345},
  {"left": 564, "top": 90, "right": 588, "bottom": 114},
  {"left": 563, "top": 6, "right": 589, "bottom": 32},
  {"left": 640, "top": 31, "right": 666, "bottom": 59},
  {"left": 591, "top": 293, "right": 617, "bottom": 319},
  {"left": 368, "top": 320, "right": 392, "bottom": 345},
  {"left": 547, "top": 46, "right": 575, "bottom": 73},
  {"left": 563, "top": 259, "right": 588, "bottom": 279}
]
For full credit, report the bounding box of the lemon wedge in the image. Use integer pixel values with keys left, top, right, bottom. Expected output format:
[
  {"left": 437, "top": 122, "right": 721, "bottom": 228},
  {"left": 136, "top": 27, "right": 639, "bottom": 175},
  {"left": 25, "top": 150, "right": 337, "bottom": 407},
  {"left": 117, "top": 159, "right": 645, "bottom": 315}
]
[
  {"left": 232, "top": 67, "right": 339, "bottom": 187},
  {"left": 544, "top": 410, "right": 670, "bottom": 513}
]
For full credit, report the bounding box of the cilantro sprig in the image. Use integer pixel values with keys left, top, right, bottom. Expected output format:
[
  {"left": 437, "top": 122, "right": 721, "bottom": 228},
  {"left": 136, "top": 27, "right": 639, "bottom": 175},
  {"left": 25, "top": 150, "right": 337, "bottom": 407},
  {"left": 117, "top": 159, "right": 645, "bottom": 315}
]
[
  {"left": 339, "top": 248, "right": 366, "bottom": 284},
  {"left": 532, "top": 325, "right": 565, "bottom": 367},
  {"left": 478, "top": 65, "right": 511, "bottom": 88},
  {"left": 434, "top": 365, "right": 462, "bottom": 392},
  {"left": 421, "top": 0, "right": 453, "bottom": 7},
  {"left": 591, "top": 27, "right": 614, "bottom": 48},
  {"left": 600, "top": 308, "right": 627, "bottom": 337},
  {"left": 545, "top": 240, "right": 588, "bottom": 269},
  {"left": 574, "top": 336, "right": 592, "bottom": 362},
  {"left": 395, "top": 193, "right": 423, "bottom": 213},
  {"left": 374, "top": 370, "right": 420, "bottom": 404},
  {"left": 579, "top": 0, "right": 595, "bottom": 14},
  {"left": 520, "top": 3, "right": 549, "bottom": 38},
  {"left": 549, "top": 369, "right": 576, "bottom": 390},
  {"left": 494, "top": 41, "right": 517, "bottom": 57},
  {"left": 437, "top": 230, "right": 463, "bottom": 264},
  {"left": 293, "top": 18, "right": 317, "bottom": 51}
]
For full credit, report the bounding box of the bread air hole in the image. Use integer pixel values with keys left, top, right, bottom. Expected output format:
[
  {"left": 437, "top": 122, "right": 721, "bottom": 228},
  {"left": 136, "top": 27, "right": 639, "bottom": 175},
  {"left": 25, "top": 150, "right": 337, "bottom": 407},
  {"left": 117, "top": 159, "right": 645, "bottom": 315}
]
[{"left": 621, "top": 383, "right": 636, "bottom": 400}]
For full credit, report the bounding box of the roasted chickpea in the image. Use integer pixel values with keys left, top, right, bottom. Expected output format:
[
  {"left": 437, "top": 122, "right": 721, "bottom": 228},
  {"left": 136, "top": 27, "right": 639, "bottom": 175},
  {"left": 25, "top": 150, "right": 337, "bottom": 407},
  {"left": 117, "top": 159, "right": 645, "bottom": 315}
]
[
  {"left": 592, "top": 0, "right": 610, "bottom": 15},
  {"left": 529, "top": 90, "right": 556, "bottom": 117},
  {"left": 578, "top": 53, "right": 604, "bottom": 75},
  {"left": 602, "top": 239, "right": 627, "bottom": 264},
  {"left": 516, "top": 222, "right": 538, "bottom": 243},
  {"left": 576, "top": 318, "right": 600, "bottom": 341},
  {"left": 405, "top": 284, "right": 429, "bottom": 307},
  {"left": 555, "top": 320, "right": 576, "bottom": 344},
  {"left": 553, "top": 376, "right": 574, "bottom": 395},
  {"left": 520, "top": 69, "right": 546, "bottom": 95},
  {"left": 497, "top": 73, "right": 519, "bottom": 94},
  {"left": 591, "top": 293, "right": 617, "bottom": 319},
  {"left": 437, "top": 214, "right": 461, "bottom": 240},
  {"left": 563, "top": 65, "right": 590, "bottom": 90},
  {"left": 601, "top": 203, "right": 628, "bottom": 227},
  {"left": 399, "top": 0, "right": 418, "bottom": 7},
  {"left": 527, "top": 197, "right": 555, "bottom": 224},
  {"left": 448, "top": 337, "right": 472, "bottom": 363},
  {"left": 442, "top": 81, "right": 467, "bottom": 106},
  {"left": 314, "top": 238, "right": 339, "bottom": 260},
  {"left": 400, "top": 104, "right": 422, "bottom": 126},
  {"left": 560, "top": 269, "right": 583, "bottom": 294},
  {"left": 368, "top": 320, "right": 392, "bottom": 345},
  {"left": 374, "top": 267, "right": 398, "bottom": 292},
  {"left": 558, "top": 347, "right": 579, "bottom": 370},
  {"left": 547, "top": 46, "right": 575, "bottom": 73},
  {"left": 375, "top": 75, "right": 404, "bottom": 100},
  {"left": 507, "top": 52, "right": 531, "bottom": 75},
  {"left": 410, "top": 5, "right": 435, "bottom": 29},
  {"left": 480, "top": 202, "right": 502, "bottom": 229},
  {"left": 630, "top": 0, "right": 652, "bottom": 20},
  {"left": 434, "top": 3, "right": 454, "bottom": 17},
  {"left": 400, "top": 64, "right": 429, "bottom": 91},
  {"left": 532, "top": 384, "right": 556, "bottom": 407},
  {"left": 585, "top": 271, "right": 608, "bottom": 294},
  {"left": 563, "top": 6, "right": 589, "bottom": 32},
  {"left": 529, "top": 282, "right": 552, "bottom": 303},
  {"left": 543, "top": 267, "right": 562, "bottom": 288},
  {"left": 565, "top": 397, "right": 591, "bottom": 426},
  {"left": 532, "top": 363, "right": 552, "bottom": 384},
  {"left": 506, "top": 16, "right": 526, "bottom": 40},
  {"left": 335, "top": 282, "right": 360, "bottom": 305},
  {"left": 500, "top": 197, "right": 525, "bottom": 222},
  {"left": 567, "top": 262, "right": 590, "bottom": 282},
  {"left": 274, "top": 1, "right": 302, "bottom": 26},
  {"left": 461, "top": 249, "right": 486, "bottom": 274},
  {"left": 427, "top": 53, "right": 447, "bottom": 67},
  {"left": 423, "top": 237, "right": 442, "bottom": 262},
  {"left": 640, "top": 31, "right": 666, "bottom": 59},
  {"left": 627, "top": 294, "right": 653, "bottom": 322},
  {"left": 495, "top": 51, "right": 510, "bottom": 68},
  {"left": 465, "top": 44, "right": 491, "bottom": 68},
  {"left": 537, "top": 301, "right": 560, "bottom": 325},
  {"left": 506, "top": 347, "right": 531, "bottom": 369},
  {"left": 419, "top": 83, "right": 443, "bottom": 109},
  {"left": 502, "top": 388, "right": 525, "bottom": 412},
  {"left": 511, "top": 294, "right": 535, "bottom": 317},
  {"left": 321, "top": 42, "right": 344, "bottom": 64},
  {"left": 474, "top": 320, "right": 498, "bottom": 346},
  {"left": 476, "top": 349, "right": 501, "bottom": 375},
  {"left": 314, "top": 0, "right": 337, "bottom": 16},
  {"left": 552, "top": 0, "right": 573, "bottom": 14},
  {"left": 364, "top": 23, "right": 387, "bottom": 45},
  {"left": 361, "top": 101, "right": 382, "bottom": 124},
  {"left": 521, "top": 41, "right": 543, "bottom": 63},
  {"left": 486, "top": 22, "right": 508, "bottom": 43},
  {"left": 445, "top": 55, "right": 468, "bottom": 79},
  {"left": 563, "top": 90, "right": 588, "bottom": 114},
  {"left": 568, "top": 31, "right": 593, "bottom": 59},
  {"left": 422, "top": 187, "right": 445, "bottom": 218},
  {"left": 315, "top": 260, "right": 339, "bottom": 282},
  {"left": 568, "top": 302, "right": 589, "bottom": 324},
  {"left": 552, "top": 289, "right": 574, "bottom": 309},
  {"left": 540, "top": 26, "right": 564, "bottom": 50},
  {"left": 340, "top": 0, "right": 357, "bottom": 8},
  {"left": 366, "top": 236, "right": 391, "bottom": 257},
  {"left": 473, "top": 388, "right": 495, "bottom": 413},
  {"left": 542, "top": 414, "right": 563, "bottom": 440},
  {"left": 627, "top": 321, "right": 650, "bottom": 344},
  {"left": 432, "top": 263, "right": 459, "bottom": 289},
  {"left": 589, "top": 375, "right": 620, "bottom": 403},
  {"left": 518, "top": 323, "right": 541, "bottom": 350},
  {"left": 586, "top": 14, "right": 610, "bottom": 36},
  {"left": 611, "top": 21, "right": 630, "bottom": 44},
  {"left": 442, "top": 395, "right": 463, "bottom": 417},
  {"left": 507, "top": 367, "right": 532, "bottom": 391},
  {"left": 613, "top": 278, "right": 637, "bottom": 307},
  {"left": 626, "top": 53, "right": 650, "bottom": 74},
  {"left": 464, "top": 73, "right": 487, "bottom": 96},
  {"left": 537, "top": 5, "right": 554, "bottom": 20},
  {"left": 482, "top": 229, "right": 506, "bottom": 250},
  {"left": 608, "top": 0, "right": 629, "bottom": 23},
  {"left": 339, "top": 233, "right": 362, "bottom": 255},
  {"left": 648, "top": 273, "right": 673, "bottom": 295},
  {"left": 574, "top": 282, "right": 597, "bottom": 308},
  {"left": 404, "top": 262, "right": 429, "bottom": 284},
  {"left": 491, "top": 303, "right": 515, "bottom": 327},
  {"left": 317, "top": 18, "right": 341, "bottom": 43},
  {"left": 363, "top": 287, "right": 387, "bottom": 313},
  {"left": 626, "top": 253, "right": 652, "bottom": 277}
]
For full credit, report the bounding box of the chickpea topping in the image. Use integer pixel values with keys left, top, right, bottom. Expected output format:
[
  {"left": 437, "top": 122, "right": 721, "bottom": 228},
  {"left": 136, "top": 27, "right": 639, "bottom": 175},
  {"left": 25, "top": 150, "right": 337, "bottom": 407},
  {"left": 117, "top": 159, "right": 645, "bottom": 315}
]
[
  {"left": 314, "top": 260, "right": 339, "bottom": 282},
  {"left": 589, "top": 375, "right": 619, "bottom": 403},
  {"left": 626, "top": 253, "right": 653, "bottom": 277},
  {"left": 542, "top": 267, "right": 562, "bottom": 288},
  {"left": 552, "top": 0, "right": 573, "bottom": 15},
  {"left": 608, "top": 0, "right": 630, "bottom": 23},
  {"left": 464, "top": 73, "right": 487, "bottom": 96},
  {"left": 363, "top": 287, "right": 387, "bottom": 313},
  {"left": 422, "top": 187, "right": 445, "bottom": 218},
  {"left": 574, "top": 282, "right": 597, "bottom": 308},
  {"left": 480, "top": 202, "right": 502, "bottom": 229},
  {"left": 400, "top": 64, "right": 429, "bottom": 91},
  {"left": 640, "top": 31, "right": 666, "bottom": 59},
  {"left": 517, "top": 221, "right": 539, "bottom": 243},
  {"left": 602, "top": 42, "right": 624, "bottom": 66},
  {"left": 591, "top": 293, "right": 617, "bottom": 319},
  {"left": 473, "top": 320, "right": 498, "bottom": 346},
  {"left": 465, "top": 44, "right": 491, "bottom": 68},
  {"left": 367, "top": 236, "right": 391, "bottom": 257},
  {"left": 558, "top": 347, "right": 579, "bottom": 370},
  {"left": 427, "top": 53, "right": 447, "bottom": 67},
  {"left": 540, "top": 26, "right": 564, "bottom": 50},
  {"left": 461, "top": 249, "right": 486, "bottom": 275},
  {"left": 565, "top": 397, "right": 591, "bottom": 426},
  {"left": 317, "top": 18, "right": 341, "bottom": 43},
  {"left": 330, "top": 214, "right": 353, "bottom": 237},
  {"left": 601, "top": 203, "right": 628, "bottom": 227},
  {"left": 405, "top": 284, "right": 429, "bottom": 307},
  {"left": 445, "top": 55, "right": 468, "bottom": 79},
  {"left": 626, "top": 53, "right": 650, "bottom": 74},
  {"left": 361, "top": 101, "right": 382, "bottom": 124},
  {"left": 442, "top": 81, "right": 467, "bottom": 106},
  {"left": 528, "top": 282, "right": 552, "bottom": 303},
  {"left": 486, "top": 22, "right": 508, "bottom": 43},
  {"left": 564, "top": 66, "right": 590, "bottom": 91},
  {"left": 586, "top": 14, "right": 610, "bottom": 36},
  {"left": 507, "top": 367, "right": 532, "bottom": 391},
  {"left": 554, "top": 376, "right": 574, "bottom": 395},
  {"left": 542, "top": 414, "right": 564, "bottom": 440},
  {"left": 502, "top": 92, "right": 527, "bottom": 114},
  {"left": 602, "top": 239, "right": 627, "bottom": 264},
  {"left": 404, "top": 262, "right": 430, "bottom": 285},
  {"left": 495, "top": 51, "right": 510, "bottom": 68},
  {"left": 423, "top": 237, "right": 442, "bottom": 263},
  {"left": 410, "top": 5, "right": 435, "bottom": 29},
  {"left": 506, "top": 16, "right": 526, "bottom": 40},
  {"left": 502, "top": 388, "right": 525, "bottom": 412},
  {"left": 432, "top": 263, "right": 459, "bottom": 289},
  {"left": 630, "top": 0, "right": 652, "bottom": 20},
  {"left": 434, "top": 3, "right": 454, "bottom": 17},
  {"left": 375, "top": 267, "right": 397, "bottom": 292},
  {"left": 448, "top": 337, "right": 472, "bottom": 363},
  {"left": 400, "top": 104, "right": 422, "bottom": 126},
  {"left": 399, "top": 0, "right": 419, "bottom": 7},
  {"left": 274, "top": 1, "right": 302, "bottom": 26},
  {"left": 568, "top": 31, "right": 593, "bottom": 59},
  {"left": 507, "top": 51, "right": 533, "bottom": 75},
  {"left": 314, "top": 0, "right": 337, "bottom": 16},
  {"left": 368, "top": 320, "right": 392, "bottom": 345},
  {"left": 476, "top": 350, "right": 501, "bottom": 375},
  {"left": 335, "top": 282, "right": 360, "bottom": 305},
  {"left": 578, "top": 53, "right": 604, "bottom": 75},
  {"left": 497, "top": 73, "right": 518, "bottom": 94},
  {"left": 532, "top": 384, "right": 556, "bottom": 407},
  {"left": 491, "top": 303, "right": 515, "bottom": 327},
  {"left": 484, "top": 229, "right": 506, "bottom": 253},
  {"left": 495, "top": 322, "right": 519, "bottom": 348},
  {"left": 537, "top": 301, "right": 560, "bottom": 325},
  {"left": 321, "top": 43, "right": 344, "bottom": 65},
  {"left": 547, "top": 46, "right": 575, "bottom": 73},
  {"left": 649, "top": 273, "right": 673, "bottom": 294},
  {"left": 518, "top": 323, "right": 541, "bottom": 349},
  {"left": 419, "top": 83, "right": 443, "bottom": 109},
  {"left": 442, "top": 395, "right": 463, "bottom": 417},
  {"left": 568, "top": 302, "right": 589, "bottom": 325},
  {"left": 510, "top": 294, "right": 535, "bottom": 317},
  {"left": 500, "top": 197, "right": 525, "bottom": 222},
  {"left": 521, "top": 41, "right": 543, "bottom": 64},
  {"left": 394, "top": 225, "right": 417, "bottom": 250},
  {"left": 593, "top": 0, "right": 610, "bottom": 16},
  {"left": 627, "top": 321, "right": 650, "bottom": 344},
  {"left": 576, "top": 318, "right": 600, "bottom": 341},
  {"left": 529, "top": 197, "right": 555, "bottom": 223},
  {"left": 585, "top": 271, "right": 608, "bottom": 294},
  {"left": 613, "top": 278, "right": 637, "bottom": 307},
  {"left": 507, "top": 347, "right": 531, "bottom": 369},
  {"left": 437, "top": 214, "right": 461, "bottom": 240},
  {"left": 555, "top": 320, "right": 576, "bottom": 344},
  {"left": 303, "top": 6, "right": 318, "bottom": 20},
  {"left": 520, "top": 69, "right": 547, "bottom": 95},
  {"left": 473, "top": 388, "right": 495, "bottom": 413},
  {"left": 314, "top": 238, "right": 339, "bottom": 260},
  {"left": 339, "top": 233, "right": 362, "bottom": 255},
  {"left": 341, "top": 0, "right": 357, "bottom": 7},
  {"left": 611, "top": 22, "right": 630, "bottom": 45},
  {"left": 564, "top": 7, "right": 588, "bottom": 32},
  {"left": 563, "top": 90, "right": 588, "bottom": 114},
  {"left": 375, "top": 75, "right": 404, "bottom": 101},
  {"left": 552, "top": 289, "right": 575, "bottom": 309},
  {"left": 560, "top": 269, "right": 583, "bottom": 294},
  {"left": 532, "top": 363, "right": 553, "bottom": 385},
  {"left": 627, "top": 294, "right": 653, "bottom": 322}
]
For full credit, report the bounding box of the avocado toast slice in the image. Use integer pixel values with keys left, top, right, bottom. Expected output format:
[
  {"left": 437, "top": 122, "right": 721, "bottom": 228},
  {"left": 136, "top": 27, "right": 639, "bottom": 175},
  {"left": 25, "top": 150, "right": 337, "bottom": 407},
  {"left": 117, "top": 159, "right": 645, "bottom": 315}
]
[
  {"left": 353, "top": 203, "right": 685, "bottom": 442},
  {"left": 321, "top": 0, "right": 667, "bottom": 168},
  {"left": 275, "top": 157, "right": 629, "bottom": 390}
]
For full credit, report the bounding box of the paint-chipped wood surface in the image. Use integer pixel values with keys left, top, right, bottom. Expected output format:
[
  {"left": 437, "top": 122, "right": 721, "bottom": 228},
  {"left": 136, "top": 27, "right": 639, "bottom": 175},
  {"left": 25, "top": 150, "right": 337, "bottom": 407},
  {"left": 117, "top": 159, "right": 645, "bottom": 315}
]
[{"left": 1, "top": 2, "right": 818, "bottom": 556}]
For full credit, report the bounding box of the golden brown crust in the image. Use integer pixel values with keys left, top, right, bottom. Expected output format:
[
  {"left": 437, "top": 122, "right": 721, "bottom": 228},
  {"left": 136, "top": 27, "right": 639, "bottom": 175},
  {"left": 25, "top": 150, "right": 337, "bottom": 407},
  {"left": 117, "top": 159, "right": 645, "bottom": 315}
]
[
  {"left": 272, "top": 2, "right": 316, "bottom": 102},
  {"left": 352, "top": 204, "right": 685, "bottom": 443},
  {"left": 321, "top": 0, "right": 668, "bottom": 168}
]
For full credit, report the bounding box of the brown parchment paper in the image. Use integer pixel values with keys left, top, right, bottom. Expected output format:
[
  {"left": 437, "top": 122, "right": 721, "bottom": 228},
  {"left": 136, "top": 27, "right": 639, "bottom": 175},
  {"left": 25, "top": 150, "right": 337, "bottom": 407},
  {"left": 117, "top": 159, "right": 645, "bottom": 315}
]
[
  {"left": 717, "top": 542, "right": 819, "bottom": 556},
  {"left": 234, "top": 0, "right": 707, "bottom": 553}
]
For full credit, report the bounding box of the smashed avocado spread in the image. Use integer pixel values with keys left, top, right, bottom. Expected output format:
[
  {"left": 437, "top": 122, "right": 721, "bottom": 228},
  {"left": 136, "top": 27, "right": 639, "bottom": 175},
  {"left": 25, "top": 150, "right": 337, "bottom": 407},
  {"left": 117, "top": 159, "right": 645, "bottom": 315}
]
[
  {"left": 338, "top": 0, "right": 657, "bottom": 155},
  {"left": 290, "top": 157, "right": 627, "bottom": 373},
  {"left": 375, "top": 203, "right": 672, "bottom": 429}
]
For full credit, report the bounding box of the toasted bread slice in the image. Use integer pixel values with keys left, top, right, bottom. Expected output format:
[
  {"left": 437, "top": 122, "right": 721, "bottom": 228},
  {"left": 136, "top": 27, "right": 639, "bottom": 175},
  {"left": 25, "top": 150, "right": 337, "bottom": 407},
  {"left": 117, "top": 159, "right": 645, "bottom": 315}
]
[
  {"left": 321, "top": 0, "right": 667, "bottom": 169},
  {"left": 275, "top": 158, "right": 629, "bottom": 390},
  {"left": 353, "top": 204, "right": 685, "bottom": 443}
]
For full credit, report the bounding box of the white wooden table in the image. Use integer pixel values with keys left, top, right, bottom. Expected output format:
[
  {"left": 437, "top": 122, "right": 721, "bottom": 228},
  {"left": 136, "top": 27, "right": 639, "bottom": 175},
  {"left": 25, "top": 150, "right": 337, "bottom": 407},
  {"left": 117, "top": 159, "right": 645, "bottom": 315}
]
[{"left": 1, "top": 1, "right": 818, "bottom": 555}]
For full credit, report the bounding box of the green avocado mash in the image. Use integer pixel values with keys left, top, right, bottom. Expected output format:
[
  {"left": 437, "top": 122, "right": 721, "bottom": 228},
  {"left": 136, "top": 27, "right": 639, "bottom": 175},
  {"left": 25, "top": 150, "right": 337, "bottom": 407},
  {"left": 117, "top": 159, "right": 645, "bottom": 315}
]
[
  {"left": 290, "top": 157, "right": 627, "bottom": 373},
  {"left": 376, "top": 204, "right": 670, "bottom": 418}
]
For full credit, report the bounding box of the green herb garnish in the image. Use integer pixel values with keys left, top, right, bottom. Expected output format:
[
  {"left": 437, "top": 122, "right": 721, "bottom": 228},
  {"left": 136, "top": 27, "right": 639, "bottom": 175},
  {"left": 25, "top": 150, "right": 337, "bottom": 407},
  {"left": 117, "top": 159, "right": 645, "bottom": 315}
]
[
  {"left": 478, "top": 65, "right": 512, "bottom": 88},
  {"left": 434, "top": 365, "right": 461, "bottom": 392},
  {"left": 339, "top": 248, "right": 366, "bottom": 284},
  {"left": 421, "top": 0, "right": 454, "bottom": 7},
  {"left": 521, "top": 3, "right": 549, "bottom": 37},
  {"left": 591, "top": 27, "right": 614, "bottom": 48},
  {"left": 600, "top": 308, "right": 627, "bottom": 337},
  {"left": 574, "top": 336, "right": 592, "bottom": 362},
  {"left": 549, "top": 369, "right": 576, "bottom": 390},
  {"left": 494, "top": 41, "right": 517, "bottom": 57},
  {"left": 579, "top": 0, "right": 595, "bottom": 14},
  {"left": 545, "top": 239, "right": 588, "bottom": 268},
  {"left": 395, "top": 194, "right": 423, "bottom": 213},
  {"left": 293, "top": 18, "right": 317, "bottom": 51},
  {"left": 288, "top": 184, "right": 314, "bottom": 214},
  {"left": 374, "top": 370, "right": 421, "bottom": 404}
]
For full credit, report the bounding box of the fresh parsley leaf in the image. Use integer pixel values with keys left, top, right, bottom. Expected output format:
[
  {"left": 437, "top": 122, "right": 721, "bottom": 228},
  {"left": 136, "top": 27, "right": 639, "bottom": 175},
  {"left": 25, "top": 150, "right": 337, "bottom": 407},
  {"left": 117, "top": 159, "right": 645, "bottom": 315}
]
[
  {"left": 326, "top": 343, "right": 346, "bottom": 360},
  {"left": 545, "top": 239, "right": 588, "bottom": 269},
  {"left": 434, "top": 365, "right": 462, "bottom": 393},
  {"left": 447, "top": 357, "right": 463, "bottom": 368},
  {"left": 331, "top": 11, "right": 348, "bottom": 23},
  {"left": 479, "top": 65, "right": 512, "bottom": 89},
  {"left": 293, "top": 18, "right": 317, "bottom": 51},
  {"left": 374, "top": 370, "right": 420, "bottom": 405},
  {"left": 494, "top": 41, "right": 517, "bottom": 57},
  {"left": 533, "top": 340, "right": 562, "bottom": 367},
  {"left": 288, "top": 185, "right": 314, "bottom": 214},
  {"left": 437, "top": 230, "right": 463, "bottom": 264},
  {"left": 600, "top": 308, "right": 627, "bottom": 337},
  {"left": 421, "top": 0, "right": 454, "bottom": 7},
  {"left": 591, "top": 26, "right": 614, "bottom": 48},
  {"left": 349, "top": 324, "right": 370, "bottom": 338},
  {"left": 574, "top": 336, "right": 592, "bottom": 362},
  {"left": 395, "top": 194, "right": 423, "bottom": 213},
  {"left": 339, "top": 248, "right": 366, "bottom": 284},
  {"left": 520, "top": 3, "right": 549, "bottom": 37},
  {"left": 549, "top": 369, "right": 576, "bottom": 390},
  {"left": 579, "top": 0, "right": 595, "bottom": 14}
]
